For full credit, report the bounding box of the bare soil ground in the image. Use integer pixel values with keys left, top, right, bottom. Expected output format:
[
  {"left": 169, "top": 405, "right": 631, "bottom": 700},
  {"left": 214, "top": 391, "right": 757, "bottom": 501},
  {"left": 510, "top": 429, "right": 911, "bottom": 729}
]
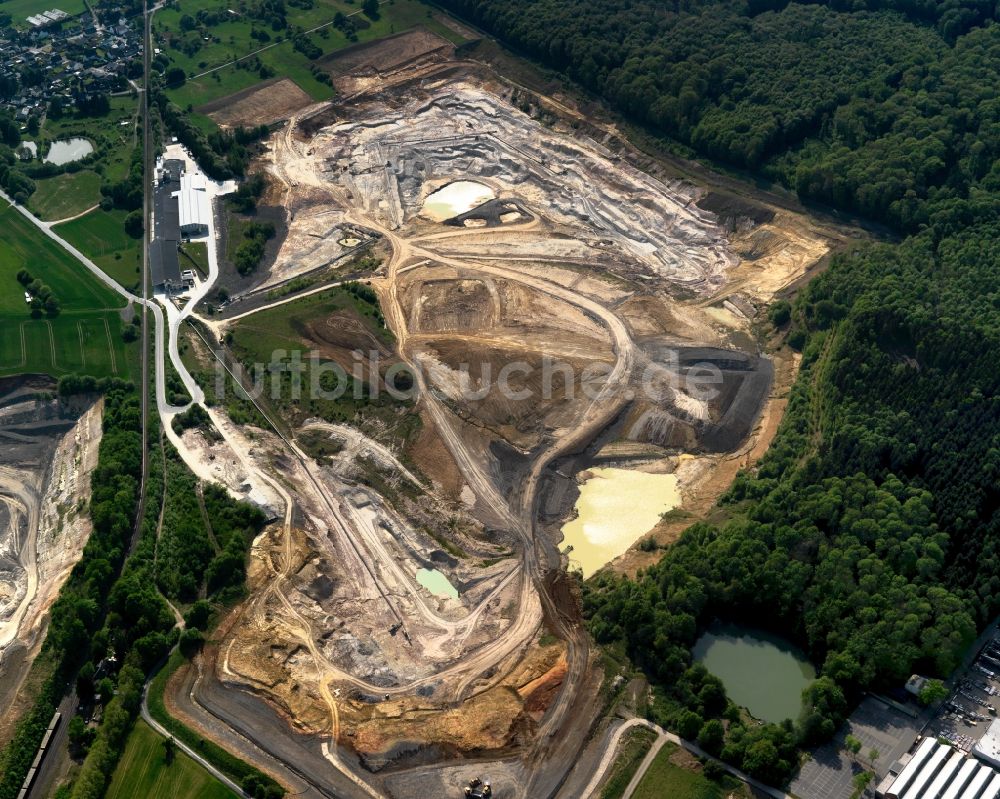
[
  {"left": 166, "top": 52, "right": 839, "bottom": 797},
  {"left": 433, "top": 13, "right": 478, "bottom": 41},
  {"left": 613, "top": 345, "right": 800, "bottom": 575},
  {"left": 319, "top": 28, "right": 455, "bottom": 94},
  {"left": 212, "top": 203, "right": 289, "bottom": 301},
  {"left": 243, "top": 62, "right": 814, "bottom": 755},
  {"left": 202, "top": 78, "right": 316, "bottom": 128}
]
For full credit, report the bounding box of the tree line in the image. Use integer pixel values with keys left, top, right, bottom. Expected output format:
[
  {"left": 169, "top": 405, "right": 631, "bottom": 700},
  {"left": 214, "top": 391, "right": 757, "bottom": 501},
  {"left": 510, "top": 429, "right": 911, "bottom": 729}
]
[
  {"left": 156, "top": 442, "right": 267, "bottom": 602},
  {"left": 583, "top": 226, "right": 1000, "bottom": 784},
  {"left": 0, "top": 388, "right": 160, "bottom": 799},
  {"left": 16, "top": 269, "right": 61, "bottom": 317},
  {"left": 153, "top": 82, "right": 269, "bottom": 181}
]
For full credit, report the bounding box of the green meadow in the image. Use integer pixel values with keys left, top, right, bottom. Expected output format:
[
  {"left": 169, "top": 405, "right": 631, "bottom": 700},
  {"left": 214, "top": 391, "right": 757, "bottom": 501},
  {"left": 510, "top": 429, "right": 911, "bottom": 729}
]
[{"left": 0, "top": 201, "right": 134, "bottom": 379}]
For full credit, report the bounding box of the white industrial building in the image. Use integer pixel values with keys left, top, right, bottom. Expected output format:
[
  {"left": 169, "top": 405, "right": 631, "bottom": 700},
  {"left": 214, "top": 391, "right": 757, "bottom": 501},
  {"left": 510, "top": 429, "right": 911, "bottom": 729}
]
[
  {"left": 878, "top": 737, "right": 1000, "bottom": 799},
  {"left": 27, "top": 8, "right": 69, "bottom": 27},
  {"left": 174, "top": 173, "right": 211, "bottom": 236},
  {"left": 974, "top": 720, "right": 1000, "bottom": 770}
]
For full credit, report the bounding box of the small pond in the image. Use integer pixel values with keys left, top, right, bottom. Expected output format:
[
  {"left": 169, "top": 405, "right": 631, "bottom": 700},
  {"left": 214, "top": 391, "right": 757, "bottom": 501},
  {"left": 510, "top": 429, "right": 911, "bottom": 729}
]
[
  {"left": 692, "top": 622, "right": 816, "bottom": 723},
  {"left": 416, "top": 567, "right": 459, "bottom": 600},
  {"left": 561, "top": 468, "right": 680, "bottom": 578},
  {"left": 422, "top": 180, "right": 495, "bottom": 221},
  {"left": 44, "top": 138, "right": 94, "bottom": 165}
]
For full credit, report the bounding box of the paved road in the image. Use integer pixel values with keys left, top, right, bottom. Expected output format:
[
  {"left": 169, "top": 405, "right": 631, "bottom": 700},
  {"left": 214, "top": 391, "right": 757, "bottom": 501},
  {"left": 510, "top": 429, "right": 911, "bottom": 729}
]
[
  {"left": 621, "top": 732, "right": 673, "bottom": 799},
  {"left": 578, "top": 718, "right": 656, "bottom": 799},
  {"left": 140, "top": 682, "right": 246, "bottom": 797},
  {"left": 164, "top": 653, "right": 366, "bottom": 799},
  {"left": 0, "top": 191, "right": 196, "bottom": 419},
  {"left": 1, "top": 189, "right": 140, "bottom": 304},
  {"left": 790, "top": 694, "right": 923, "bottom": 799}
]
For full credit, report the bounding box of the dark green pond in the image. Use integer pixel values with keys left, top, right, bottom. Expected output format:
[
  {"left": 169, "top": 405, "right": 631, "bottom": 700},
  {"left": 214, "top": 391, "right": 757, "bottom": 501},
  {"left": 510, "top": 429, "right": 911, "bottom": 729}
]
[{"left": 692, "top": 622, "right": 816, "bottom": 724}]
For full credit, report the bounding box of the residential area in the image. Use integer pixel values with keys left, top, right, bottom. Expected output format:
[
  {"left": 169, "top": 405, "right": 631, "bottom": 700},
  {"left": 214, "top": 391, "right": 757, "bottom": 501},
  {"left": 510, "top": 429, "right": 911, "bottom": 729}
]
[{"left": 0, "top": 0, "right": 142, "bottom": 135}]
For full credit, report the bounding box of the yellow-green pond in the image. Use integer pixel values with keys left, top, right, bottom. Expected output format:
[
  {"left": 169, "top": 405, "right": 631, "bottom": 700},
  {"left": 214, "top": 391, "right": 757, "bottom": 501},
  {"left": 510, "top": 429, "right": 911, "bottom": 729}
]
[{"left": 561, "top": 467, "right": 680, "bottom": 578}]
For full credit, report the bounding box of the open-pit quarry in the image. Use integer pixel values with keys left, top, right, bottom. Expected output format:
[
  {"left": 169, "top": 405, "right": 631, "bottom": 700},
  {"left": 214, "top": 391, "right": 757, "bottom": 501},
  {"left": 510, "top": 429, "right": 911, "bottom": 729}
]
[
  {"left": 0, "top": 377, "right": 102, "bottom": 745},
  {"left": 164, "top": 46, "right": 838, "bottom": 799}
]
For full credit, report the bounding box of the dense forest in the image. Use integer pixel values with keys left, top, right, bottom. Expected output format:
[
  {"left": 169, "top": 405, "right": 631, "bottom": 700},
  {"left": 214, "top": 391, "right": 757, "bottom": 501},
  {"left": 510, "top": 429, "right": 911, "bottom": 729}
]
[
  {"left": 156, "top": 444, "right": 267, "bottom": 602},
  {"left": 579, "top": 223, "right": 1000, "bottom": 782},
  {"left": 434, "top": 0, "right": 1000, "bottom": 785}
]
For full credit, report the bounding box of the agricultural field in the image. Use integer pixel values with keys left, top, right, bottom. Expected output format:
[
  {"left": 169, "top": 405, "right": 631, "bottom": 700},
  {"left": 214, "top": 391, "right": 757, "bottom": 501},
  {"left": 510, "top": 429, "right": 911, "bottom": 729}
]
[
  {"left": 157, "top": 0, "right": 464, "bottom": 110},
  {"left": 55, "top": 208, "right": 143, "bottom": 292},
  {"left": 28, "top": 170, "right": 102, "bottom": 221},
  {"left": 0, "top": 201, "right": 134, "bottom": 379},
  {"left": 105, "top": 720, "right": 238, "bottom": 799},
  {"left": 632, "top": 744, "right": 751, "bottom": 799}
]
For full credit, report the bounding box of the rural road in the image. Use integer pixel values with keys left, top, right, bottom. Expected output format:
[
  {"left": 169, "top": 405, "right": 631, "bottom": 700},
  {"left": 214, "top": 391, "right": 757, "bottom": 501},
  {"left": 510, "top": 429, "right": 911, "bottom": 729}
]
[
  {"left": 620, "top": 729, "right": 674, "bottom": 799},
  {"left": 0, "top": 191, "right": 204, "bottom": 419},
  {"left": 578, "top": 716, "right": 792, "bottom": 799},
  {"left": 1, "top": 189, "right": 141, "bottom": 304},
  {"left": 577, "top": 718, "right": 659, "bottom": 799}
]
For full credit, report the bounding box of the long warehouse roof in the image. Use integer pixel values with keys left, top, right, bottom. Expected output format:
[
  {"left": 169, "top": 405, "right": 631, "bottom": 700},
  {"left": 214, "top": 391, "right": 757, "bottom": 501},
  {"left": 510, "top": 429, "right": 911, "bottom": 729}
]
[
  {"left": 175, "top": 174, "right": 211, "bottom": 231},
  {"left": 882, "top": 739, "right": 1000, "bottom": 799}
]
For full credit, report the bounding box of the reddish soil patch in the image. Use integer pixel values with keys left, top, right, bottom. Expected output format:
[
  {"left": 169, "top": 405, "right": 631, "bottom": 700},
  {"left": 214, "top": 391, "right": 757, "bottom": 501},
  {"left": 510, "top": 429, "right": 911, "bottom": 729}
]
[{"left": 519, "top": 652, "right": 568, "bottom": 715}]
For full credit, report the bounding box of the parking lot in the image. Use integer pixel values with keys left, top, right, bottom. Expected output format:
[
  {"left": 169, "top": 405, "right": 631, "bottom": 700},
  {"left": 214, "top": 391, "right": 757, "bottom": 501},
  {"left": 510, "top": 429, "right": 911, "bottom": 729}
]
[
  {"left": 792, "top": 630, "right": 1000, "bottom": 798},
  {"left": 925, "top": 636, "right": 1000, "bottom": 753},
  {"left": 791, "top": 696, "right": 923, "bottom": 799}
]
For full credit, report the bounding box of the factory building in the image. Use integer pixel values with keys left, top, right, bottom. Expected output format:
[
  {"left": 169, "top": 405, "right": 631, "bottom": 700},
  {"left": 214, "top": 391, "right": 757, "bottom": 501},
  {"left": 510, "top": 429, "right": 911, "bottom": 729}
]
[
  {"left": 151, "top": 159, "right": 183, "bottom": 292},
  {"left": 150, "top": 153, "right": 213, "bottom": 292},
  {"left": 174, "top": 173, "right": 211, "bottom": 236},
  {"left": 878, "top": 737, "right": 1000, "bottom": 799}
]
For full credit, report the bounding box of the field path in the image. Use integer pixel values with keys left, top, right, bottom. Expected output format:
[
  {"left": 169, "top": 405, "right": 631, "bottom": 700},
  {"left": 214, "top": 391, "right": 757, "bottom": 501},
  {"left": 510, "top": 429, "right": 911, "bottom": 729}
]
[
  {"left": 185, "top": 0, "right": 389, "bottom": 81},
  {"left": 49, "top": 204, "right": 100, "bottom": 226}
]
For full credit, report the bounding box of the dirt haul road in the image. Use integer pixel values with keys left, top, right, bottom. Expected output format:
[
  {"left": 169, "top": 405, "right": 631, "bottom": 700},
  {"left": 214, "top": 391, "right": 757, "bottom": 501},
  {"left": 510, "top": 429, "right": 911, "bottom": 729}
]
[{"left": 167, "top": 321, "right": 543, "bottom": 795}]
